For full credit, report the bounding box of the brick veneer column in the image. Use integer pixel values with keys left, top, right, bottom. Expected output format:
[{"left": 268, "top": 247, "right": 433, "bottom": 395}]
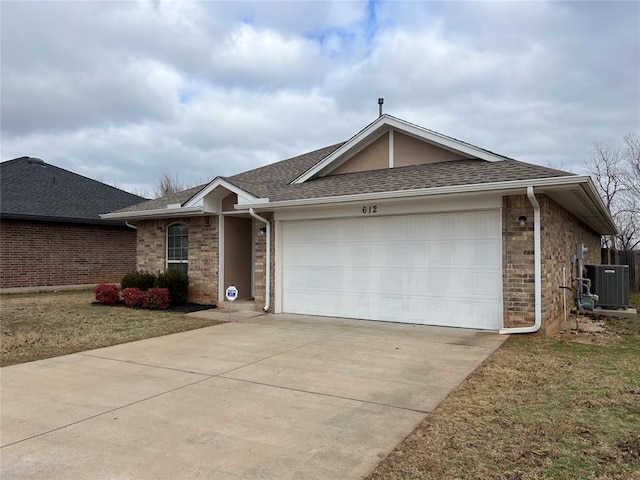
[
  {"left": 253, "top": 213, "right": 274, "bottom": 312},
  {"left": 502, "top": 196, "right": 536, "bottom": 328},
  {"left": 502, "top": 194, "right": 602, "bottom": 335}
]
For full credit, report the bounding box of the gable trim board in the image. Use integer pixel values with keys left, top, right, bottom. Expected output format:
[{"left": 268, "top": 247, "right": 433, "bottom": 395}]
[{"left": 102, "top": 115, "right": 616, "bottom": 333}]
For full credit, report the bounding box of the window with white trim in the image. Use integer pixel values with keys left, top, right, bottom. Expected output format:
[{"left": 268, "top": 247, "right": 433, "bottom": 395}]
[{"left": 167, "top": 223, "right": 188, "bottom": 274}]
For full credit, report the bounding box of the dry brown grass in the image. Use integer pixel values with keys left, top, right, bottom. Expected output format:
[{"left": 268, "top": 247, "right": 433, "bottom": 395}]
[
  {"left": 368, "top": 292, "right": 640, "bottom": 480},
  {"left": 1, "top": 290, "right": 222, "bottom": 366}
]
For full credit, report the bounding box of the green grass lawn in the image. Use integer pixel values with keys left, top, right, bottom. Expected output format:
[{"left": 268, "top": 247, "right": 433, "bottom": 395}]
[
  {"left": 1, "top": 290, "right": 222, "bottom": 366},
  {"left": 369, "top": 291, "right": 640, "bottom": 479}
]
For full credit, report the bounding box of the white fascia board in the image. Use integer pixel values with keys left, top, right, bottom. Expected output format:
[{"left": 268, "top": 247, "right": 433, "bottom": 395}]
[
  {"left": 250, "top": 176, "right": 587, "bottom": 210},
  {"left": 237, "top": 192, "right": 263, "bottom": 206},
  {"left": 183, "top": 178, "right": 260, "bottom": 208},
  {"left": 235, "top": 197, "right": 269, "bottom": 209},
  {"left": 100, "top": 206, "right": 204, "bottom": 221},
  {"left": 292, "top": 115, "right": 507, "bottom": 184},
  {"left": 580, "top": 179, "right": 618, "bottom": 233}
]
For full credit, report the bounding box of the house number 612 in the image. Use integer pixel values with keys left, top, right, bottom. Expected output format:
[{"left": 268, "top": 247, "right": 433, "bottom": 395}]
[{"left": 362, "top": 205, "right": 378, "bottom": 214}]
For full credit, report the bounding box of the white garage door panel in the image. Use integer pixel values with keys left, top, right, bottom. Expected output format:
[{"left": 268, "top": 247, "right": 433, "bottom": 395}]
[
  {"left": 282, "top": 211, "right": 502, "bottom": 329},
  {"left": 284, "top": 266, "right": 500, "bottom": 296}
]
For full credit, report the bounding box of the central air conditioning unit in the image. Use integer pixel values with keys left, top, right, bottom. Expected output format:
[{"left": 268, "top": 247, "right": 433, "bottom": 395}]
[{"left": 585, "top": 265, "right": 630, "bottom": 309}]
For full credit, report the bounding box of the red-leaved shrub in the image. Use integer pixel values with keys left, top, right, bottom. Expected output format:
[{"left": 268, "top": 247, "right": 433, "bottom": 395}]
[
  {"left": 143, "top": 288, "right": 170, "bottom": 310},
  {"left": 94, "top": 283, "right": 120, "bottom": 305},
  {"left": 122, "top": 287, "right": 145, "bottom": 307}
]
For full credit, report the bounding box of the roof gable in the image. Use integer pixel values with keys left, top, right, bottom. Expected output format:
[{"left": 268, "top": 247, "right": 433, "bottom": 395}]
[
  {"left": 292, "top": 115, "right": 511, "bottom": 184},
  {"left": 328, "top": 129, "right": 469, "bottom": 176},
  {"left": 183, "top": 177, "right": 261, "bottom": 209},
  {"left": 0, "top": 157, "right": 146, "bottom": 224},
  {"left": 98, "top": 114, "right": 616, "bottom": 235}
]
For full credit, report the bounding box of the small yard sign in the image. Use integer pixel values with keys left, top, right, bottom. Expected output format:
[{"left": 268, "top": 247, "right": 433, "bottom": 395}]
[{"left": 225, "top": 285, "right": 238, "bottom": 302}]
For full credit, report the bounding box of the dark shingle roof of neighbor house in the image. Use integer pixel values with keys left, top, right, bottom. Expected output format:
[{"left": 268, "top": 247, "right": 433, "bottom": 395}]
[
  {"left": 0, "top": 157, "right": 147, "bottom": 225},
  {"left": 111, "top": 139, "right": 572, "bottom": 213}
]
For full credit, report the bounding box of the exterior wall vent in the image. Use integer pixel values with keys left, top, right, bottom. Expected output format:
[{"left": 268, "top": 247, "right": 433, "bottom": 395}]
[{"left": 585, "top": 265, "right": 630, "bottom": 309}]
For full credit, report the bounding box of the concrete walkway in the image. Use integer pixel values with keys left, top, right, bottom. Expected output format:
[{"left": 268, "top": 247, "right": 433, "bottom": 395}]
[{"left": 1, "top": 314, "right": 506, "bottom": 479}]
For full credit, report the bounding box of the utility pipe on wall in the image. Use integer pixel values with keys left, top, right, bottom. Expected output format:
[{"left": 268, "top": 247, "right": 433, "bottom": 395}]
[
  {"left": 500, "top": 186, "right": 542, "bottom": 334},
  {"left": 249, "top": 208, "right": 270, "bottom": 312},
  {"left": 562, "top": 267, "right": 567, "bottom": 323}
]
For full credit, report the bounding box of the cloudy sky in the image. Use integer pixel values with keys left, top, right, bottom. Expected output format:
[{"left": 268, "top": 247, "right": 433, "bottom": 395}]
[{"left": 2, "top": 0, "right": 639, "bottom": 198}]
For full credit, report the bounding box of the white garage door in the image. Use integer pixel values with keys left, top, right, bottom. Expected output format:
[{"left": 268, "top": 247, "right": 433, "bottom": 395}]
[{"left": 282, "top": 211, "right": 502, "bottom": 329}]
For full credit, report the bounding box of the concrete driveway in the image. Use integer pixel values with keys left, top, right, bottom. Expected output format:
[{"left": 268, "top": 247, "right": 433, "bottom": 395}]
[{"left": 1, "top": 314, "right": 506, "bottom": 479}]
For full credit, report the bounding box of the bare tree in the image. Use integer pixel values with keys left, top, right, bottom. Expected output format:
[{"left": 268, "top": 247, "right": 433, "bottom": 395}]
[
  {"left": 587, "top": 133, "right": 640, "bottom": 251},
  {"left": 154, "top": 173, "right": 185, "bottom": 198},
  {"left": 129, "top": 186, "right": 151, "bottom": 199},
  {"left": 623, "top": 133, "right": 640, "bottom": 199}
]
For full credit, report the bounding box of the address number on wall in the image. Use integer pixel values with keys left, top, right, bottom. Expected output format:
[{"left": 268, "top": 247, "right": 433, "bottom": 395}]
[{"left": 362, "top": 205, "right": 378, "bottom": 214}]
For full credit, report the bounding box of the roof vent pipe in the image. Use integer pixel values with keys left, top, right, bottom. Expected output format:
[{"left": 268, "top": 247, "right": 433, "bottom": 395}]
[{"left": 378, "top": 98, "right": 384, "bottom": 117}]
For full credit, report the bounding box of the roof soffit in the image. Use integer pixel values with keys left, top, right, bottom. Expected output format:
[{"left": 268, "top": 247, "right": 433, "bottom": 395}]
[{"left": 539, "top": 181, "right": 617, "bottom": 235}]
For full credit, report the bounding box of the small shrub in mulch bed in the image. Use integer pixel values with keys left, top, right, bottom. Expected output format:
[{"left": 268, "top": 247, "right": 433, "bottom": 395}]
[
  {"left": 122, "top": 288, "right": 145, "bottom": 307},
  {"left": 142, "top": 288, "right": 170, "bottom": 310},
  {"left": 94, "top": 283, "right": 120, "bottom": 305},
  {"left": 155, "top": 270, "right": 189, "bottom": 305},
  {"left": 121, "top": 271, "right": 157, "bottom": 291}
]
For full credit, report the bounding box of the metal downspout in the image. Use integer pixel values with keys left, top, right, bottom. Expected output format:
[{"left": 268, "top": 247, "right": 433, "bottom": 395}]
[
  {"left": 249, "top": 208, "right": 270, "bottom": 312},
  {"left": 500, "top": 186, "right": 542, "bottom": 334}
]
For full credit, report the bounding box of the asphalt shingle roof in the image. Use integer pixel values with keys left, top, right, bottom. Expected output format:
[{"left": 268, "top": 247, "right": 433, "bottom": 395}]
[
  {"left": 108, "top": 136, "right": 573, "bottom": 214},
  {"left": 113, "top": 183, "right": 207, "bottom": 214},
  {"left": 225, "top": 142, "right": 346, "bottom": 198},
  {"left": 0, "top": 157, "right": 147, "bottom": 224},
  {"left": 227, "top": 158, "right": 572, "bottom": 202}
]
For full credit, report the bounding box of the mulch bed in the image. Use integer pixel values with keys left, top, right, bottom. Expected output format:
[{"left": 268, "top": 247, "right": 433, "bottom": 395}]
[
  {"left": 168, "top": 303, "right": 216, "bottom": 313},
  {"left": 92, "top": 302, "right": 216, "bottom": 313}
]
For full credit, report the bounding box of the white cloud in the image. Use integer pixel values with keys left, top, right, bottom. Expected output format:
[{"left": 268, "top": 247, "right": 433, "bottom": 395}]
[{"left": 1, "top": 0, "right": 638, "bottom": 196}]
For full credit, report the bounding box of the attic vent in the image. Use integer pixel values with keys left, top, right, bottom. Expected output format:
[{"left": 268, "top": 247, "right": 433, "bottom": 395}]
[{"left": 28, "top": 157, "right": 46, "bottom": 166}]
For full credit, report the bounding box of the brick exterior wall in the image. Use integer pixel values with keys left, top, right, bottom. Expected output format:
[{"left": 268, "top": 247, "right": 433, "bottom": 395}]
[
  {"left": 502, "top": 196, "right": 536, "bottom": 328},
  {"left": 254, "top": 198, "right": 602, "bottom": 332},
  {"left": 128, "top": 195, "right": 603, "bottom": 329},
  {"left": 136, "top": 216, "right": 218, "bottom": 304},
  {"left": 0, "top": 219, "right": 137, "bottom": 288},
  {"left": 502, "top": 194, "right": 601, "bottom": 334},
  {"left": 253, "top": 213, "right": 275, "bottom": 312},
  {"left": 539, "top": 196, "right": 600, "bottom": 333}
]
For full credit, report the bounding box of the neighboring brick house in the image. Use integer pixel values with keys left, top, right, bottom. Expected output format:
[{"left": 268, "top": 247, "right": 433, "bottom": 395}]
[
  {"left": 1, "top": 157, "right": 146, "bottom": 289},
  {"left": 104, "top": 115, "right": 616, "bottom": 334}
]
